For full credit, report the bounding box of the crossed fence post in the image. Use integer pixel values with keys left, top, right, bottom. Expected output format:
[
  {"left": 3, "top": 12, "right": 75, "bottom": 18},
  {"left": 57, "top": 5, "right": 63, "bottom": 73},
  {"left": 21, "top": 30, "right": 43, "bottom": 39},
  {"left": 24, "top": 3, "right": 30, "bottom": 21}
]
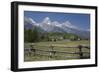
[
  {"left": 78, "top": 45, "right": 83, "bottom": 59},
  {"left": 49, "top": 45, "right": 56, "bottom": 59}
]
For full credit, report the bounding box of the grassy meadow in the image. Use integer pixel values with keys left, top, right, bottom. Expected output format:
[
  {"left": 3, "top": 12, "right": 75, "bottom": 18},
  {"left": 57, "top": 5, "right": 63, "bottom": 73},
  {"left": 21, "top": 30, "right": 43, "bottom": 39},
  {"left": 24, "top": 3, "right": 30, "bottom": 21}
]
[{"left": 24, "top": 40, "right": 90, "bottom": 62}]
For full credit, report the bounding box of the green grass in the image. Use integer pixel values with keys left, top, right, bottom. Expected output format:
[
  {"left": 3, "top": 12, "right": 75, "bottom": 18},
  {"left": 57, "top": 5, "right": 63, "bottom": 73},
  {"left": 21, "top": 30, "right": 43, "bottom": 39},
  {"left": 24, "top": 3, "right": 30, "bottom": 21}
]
[{"left": 24, "top": 40, "right": 90, "bottom": 62}]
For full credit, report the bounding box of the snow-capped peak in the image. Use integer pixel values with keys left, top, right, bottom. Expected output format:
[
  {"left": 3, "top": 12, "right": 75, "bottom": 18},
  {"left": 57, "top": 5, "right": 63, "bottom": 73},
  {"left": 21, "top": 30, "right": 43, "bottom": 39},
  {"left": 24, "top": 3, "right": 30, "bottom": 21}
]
[
  {"left": 24, "top": 17, "right": 90, "bottom": 39},
  {"left": 24, "top": 17, "right": 36, "bottom": 24},
  {"left": 42, "top": 17, "right": 51, "bottom": 25},
  {"left": 62, "top": 21, "right": 78, "bottom": 29},
  {"left": 52, "top": 21, "right": 61, "bottom": 27},
  {"left": 29, "top": 18, "right": 36, "bottom": 24},
  {"left": 24, "top": 17, "right": 41, "bottom": 27}
]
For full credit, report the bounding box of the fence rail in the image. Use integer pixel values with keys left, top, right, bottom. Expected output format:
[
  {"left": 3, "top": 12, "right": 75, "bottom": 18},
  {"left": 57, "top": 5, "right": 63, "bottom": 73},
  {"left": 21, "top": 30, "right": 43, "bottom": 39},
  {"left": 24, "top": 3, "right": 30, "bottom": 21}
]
[{"left": 25, "top": 45, "right": 90, "bottom": 59}]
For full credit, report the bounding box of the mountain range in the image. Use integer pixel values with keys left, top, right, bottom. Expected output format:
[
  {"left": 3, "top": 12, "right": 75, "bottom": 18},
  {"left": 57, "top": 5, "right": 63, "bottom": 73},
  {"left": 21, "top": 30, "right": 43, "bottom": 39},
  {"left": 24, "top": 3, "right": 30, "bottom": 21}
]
[{"left": 24, "top": 17, "right": 90, "bottom": 39}]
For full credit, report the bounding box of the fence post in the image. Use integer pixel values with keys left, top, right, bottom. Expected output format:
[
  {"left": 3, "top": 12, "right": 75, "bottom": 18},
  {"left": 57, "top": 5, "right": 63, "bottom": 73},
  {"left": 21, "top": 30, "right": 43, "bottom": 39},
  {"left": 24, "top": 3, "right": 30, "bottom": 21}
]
[
  {"left": 30, "top": 45, "right": 36, "bottom": 56},
  {"left": 78, "top": 45, "right": 83, "bottom": 59},
  {"left": 49, "top": 45, "right": 54, "bottom": 59}
]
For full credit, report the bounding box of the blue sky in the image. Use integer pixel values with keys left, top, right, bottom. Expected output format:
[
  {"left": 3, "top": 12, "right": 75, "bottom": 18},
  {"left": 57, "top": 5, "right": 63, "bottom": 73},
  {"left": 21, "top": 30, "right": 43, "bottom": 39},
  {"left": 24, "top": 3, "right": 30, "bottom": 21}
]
[{"left": 24, "top": 11, "right": 90, "bottom": 30}]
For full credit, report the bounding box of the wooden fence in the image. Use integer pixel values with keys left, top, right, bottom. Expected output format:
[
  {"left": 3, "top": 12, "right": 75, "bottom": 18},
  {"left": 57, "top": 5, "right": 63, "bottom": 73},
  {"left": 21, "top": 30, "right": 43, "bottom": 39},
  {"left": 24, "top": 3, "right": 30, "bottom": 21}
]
[{"left": 24, "top": 45, "right": 90, "bottom": 59}]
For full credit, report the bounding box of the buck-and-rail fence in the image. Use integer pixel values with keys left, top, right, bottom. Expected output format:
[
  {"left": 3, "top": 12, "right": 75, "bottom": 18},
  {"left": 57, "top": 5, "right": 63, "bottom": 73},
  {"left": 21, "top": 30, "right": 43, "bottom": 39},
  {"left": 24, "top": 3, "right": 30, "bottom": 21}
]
[{"left": 24, "top": 44, "right": 90, "bottom": 59}]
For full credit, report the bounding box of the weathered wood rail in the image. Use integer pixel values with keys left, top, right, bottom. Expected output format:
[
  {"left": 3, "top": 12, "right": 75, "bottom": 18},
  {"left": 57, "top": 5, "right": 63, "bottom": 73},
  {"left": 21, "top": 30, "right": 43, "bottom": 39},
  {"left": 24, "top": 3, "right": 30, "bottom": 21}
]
[{"left": 24, "top": 45, "right": 90, "bottom": 59}]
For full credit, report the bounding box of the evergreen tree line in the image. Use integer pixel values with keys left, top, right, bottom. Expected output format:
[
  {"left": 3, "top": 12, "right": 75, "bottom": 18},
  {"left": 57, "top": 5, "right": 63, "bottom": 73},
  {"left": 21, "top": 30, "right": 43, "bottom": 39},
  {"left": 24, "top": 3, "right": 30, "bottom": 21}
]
[
  {"left": 24, "top": 28, "right": 50, "bottom": 43},
  {"left": 24, "top": 28, "right": 39, "bottom": 43},
  {"left": 24, "top": 28, "right": 81, "bottom": 43}
]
